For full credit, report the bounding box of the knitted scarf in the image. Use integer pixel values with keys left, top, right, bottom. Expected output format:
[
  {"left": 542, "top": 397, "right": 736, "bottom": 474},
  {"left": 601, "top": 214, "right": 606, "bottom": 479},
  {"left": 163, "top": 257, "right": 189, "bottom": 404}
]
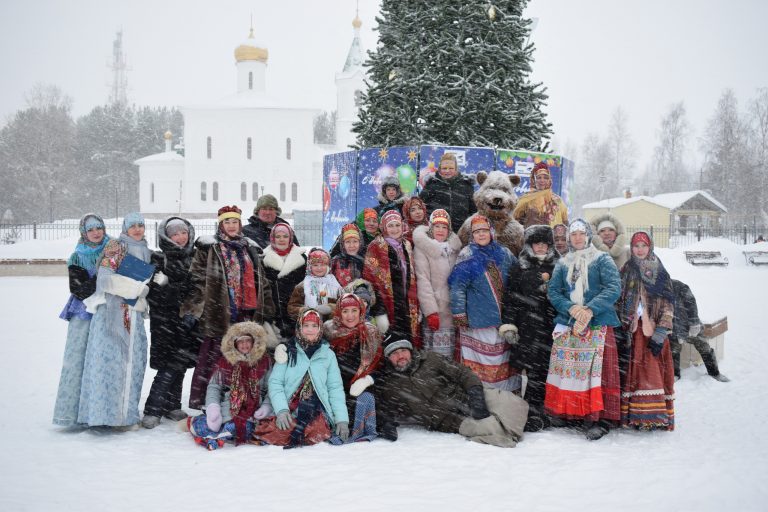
[
  {"left": 69, "top": 235, "right": 110, "bottom": 275},
  {"left": 562, "top": 245, "right": 600, "bottom": 306},
  {"left": 303, "top": 262, "right": 342, "bottom": 308},
  {"left": 217, "top": 231, "right": 257, "bottom": 321}
]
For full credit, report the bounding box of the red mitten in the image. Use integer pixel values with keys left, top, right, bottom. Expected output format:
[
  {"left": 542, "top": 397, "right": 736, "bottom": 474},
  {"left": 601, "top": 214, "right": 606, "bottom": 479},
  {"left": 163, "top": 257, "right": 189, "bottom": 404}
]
[{"left": 426, "top": 313, "right": 440, "bottom": 331}]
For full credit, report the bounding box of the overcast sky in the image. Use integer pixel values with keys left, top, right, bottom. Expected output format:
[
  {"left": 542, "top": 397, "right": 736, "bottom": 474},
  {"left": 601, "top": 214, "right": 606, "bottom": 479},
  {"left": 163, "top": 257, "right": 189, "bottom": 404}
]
[{"left": 1, "top": 0, "right": 767, "bottom": 171}]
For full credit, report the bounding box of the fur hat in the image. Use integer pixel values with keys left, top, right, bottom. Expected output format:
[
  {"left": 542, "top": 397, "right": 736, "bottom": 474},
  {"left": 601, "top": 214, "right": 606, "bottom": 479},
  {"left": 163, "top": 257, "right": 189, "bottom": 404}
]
[
  {"left": 524, "top": 224, "right": 554, "bottom": 246},
  {"left": 254, "top": 194, "right": 282, "bottom": 216},
  {"left": 383, "top": 337, "right": 413, "bottom": 358},
  {"left": 380, "top": 174, "right": 402, "bottom": 195}
]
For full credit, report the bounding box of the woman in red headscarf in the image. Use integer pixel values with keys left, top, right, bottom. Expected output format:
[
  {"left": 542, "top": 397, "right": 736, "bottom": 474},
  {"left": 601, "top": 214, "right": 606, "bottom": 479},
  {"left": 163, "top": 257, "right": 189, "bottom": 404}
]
[{"left": 617, "top": 231, "right": 676, "bottom": 431}]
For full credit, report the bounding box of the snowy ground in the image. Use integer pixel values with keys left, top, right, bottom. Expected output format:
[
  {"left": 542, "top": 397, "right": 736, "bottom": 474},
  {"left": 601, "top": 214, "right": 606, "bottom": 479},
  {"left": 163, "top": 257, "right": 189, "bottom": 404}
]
[{"left": 1, "top": 240, "right": 767, "bottom": 511}]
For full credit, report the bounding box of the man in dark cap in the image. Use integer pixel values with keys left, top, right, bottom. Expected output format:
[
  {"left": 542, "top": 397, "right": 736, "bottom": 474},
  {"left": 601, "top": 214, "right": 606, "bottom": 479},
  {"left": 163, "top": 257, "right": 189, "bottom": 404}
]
[{"left": 243, "top": 194, "right": 300, "bottom": 249}]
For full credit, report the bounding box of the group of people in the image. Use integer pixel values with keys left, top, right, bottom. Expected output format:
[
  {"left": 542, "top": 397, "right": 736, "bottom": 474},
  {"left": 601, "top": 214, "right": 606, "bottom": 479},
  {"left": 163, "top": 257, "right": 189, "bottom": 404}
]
[{"left": 53, "top": 155, "right": 727, "bottom": 450}]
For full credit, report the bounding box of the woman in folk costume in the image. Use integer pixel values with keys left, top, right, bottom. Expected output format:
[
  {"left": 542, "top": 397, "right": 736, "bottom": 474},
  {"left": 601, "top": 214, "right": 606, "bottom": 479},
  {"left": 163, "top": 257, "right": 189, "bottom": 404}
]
[
  {"left": 181, "top": 205, "right": 275, "bottom": 410},
  {"left": 448, "top": 215, "right": 519, "bottom": 391},
  {"left": 254, "top": 308, "right": 349, "bottom": 448},
  {"left": 53, "top": 213, "right": 110, "bottom": 427},
  {"left": 322, "top": 293, "right": 382, "bottom": 442},
  {"left": 617, "top": 231, "right": 676, "bottom": 431},
  {"left": 352, "top": 207, "right": 379, "bottom": 250},
  {"left": 545, "top": 219, "right": 622, "bottom": 440},
  {"left": 401, "top": 196, "right": 429, "bottom": 246},
  {"left": 500, "top": 225, "right": 560, "bottom": 432},
  {"left": 261, "top": 222, "right": 307, "bottom": 340},
  {"left": 142, "top": 217, "right": 199, "bottom": 429},
  {"left": 185, "top": 322, "right": 273, "bottom": 450},
  {"left": 362, "top": 209, "right": 422, "bottom": 347},
  {"left": 512, "top": 161, "right": 569, "bottom": 229},
  {"left": 287, "top": 247, "right": 343, "bottom": 323},
  {"left": 330, "top": 223, "right": 365, "bottom": 287},
  {"left": 413, "top": 209, "right": 463, "bottom": 359},
  {"left": 78, "top": 213, "right": 153, "bottom": 428}
]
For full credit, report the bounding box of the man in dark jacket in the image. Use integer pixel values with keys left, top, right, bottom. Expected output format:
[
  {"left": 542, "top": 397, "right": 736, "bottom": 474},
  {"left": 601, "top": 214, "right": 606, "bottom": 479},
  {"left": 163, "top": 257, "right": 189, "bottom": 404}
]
[
  {"left": 374, "top": 338, "right": 528, "bottom": 447},
  {"left": 670, "top": 279, "right": 729, "bottom": 382},
  {"left": 242, "top": 194, "right": 300, "bottom": 249},
  {"left": 419, "top": 153, "right": 477, "bottom": 234}
]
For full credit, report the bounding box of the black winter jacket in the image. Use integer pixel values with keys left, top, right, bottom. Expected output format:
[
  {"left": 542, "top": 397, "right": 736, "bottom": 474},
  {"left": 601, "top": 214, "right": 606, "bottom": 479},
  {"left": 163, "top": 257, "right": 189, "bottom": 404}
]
[{"left": 420, "top": 173, "right": 477, "bottom": 234}]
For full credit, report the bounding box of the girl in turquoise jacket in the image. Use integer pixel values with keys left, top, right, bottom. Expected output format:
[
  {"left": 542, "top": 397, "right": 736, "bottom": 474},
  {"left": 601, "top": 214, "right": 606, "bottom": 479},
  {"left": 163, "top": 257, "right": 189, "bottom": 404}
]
[{"left": 255, "top": 308, "right": 349, "bottom": 448}]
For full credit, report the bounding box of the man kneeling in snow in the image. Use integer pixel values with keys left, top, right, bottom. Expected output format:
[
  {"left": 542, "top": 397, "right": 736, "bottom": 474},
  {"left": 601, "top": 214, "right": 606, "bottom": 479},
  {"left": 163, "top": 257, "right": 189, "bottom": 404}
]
[{"left": 374, "top": 338, "right": 528, "bottom": 448}]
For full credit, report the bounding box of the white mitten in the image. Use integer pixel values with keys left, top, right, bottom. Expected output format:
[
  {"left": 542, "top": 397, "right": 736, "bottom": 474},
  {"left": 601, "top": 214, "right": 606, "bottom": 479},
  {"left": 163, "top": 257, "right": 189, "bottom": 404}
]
[
  {"left": 152, "top": 271, "right": 169, "bottom": 286},
  {"left": 103, "top": 274, "right": 145, "bottom": 299},
  {"left": 375, "top": 314, "right": 390, "bottom": 334},
  {"left": 253, "top": 402, "right": 274, "bottom": 420},
  {"left": 274, "top": 343, "right": 288, "bottom": 364},
  {"left": 498, "top": 324, "right": 519, "bottom": 345},
  {"left": 350, "top": 375, "right": 374, "bottom": 397}
]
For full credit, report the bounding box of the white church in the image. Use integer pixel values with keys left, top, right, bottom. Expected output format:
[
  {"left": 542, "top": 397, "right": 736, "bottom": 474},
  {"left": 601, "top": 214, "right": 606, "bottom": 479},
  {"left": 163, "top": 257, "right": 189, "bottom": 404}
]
[{"left": 136, "top": 15, "right": 365, "bottom": 217}]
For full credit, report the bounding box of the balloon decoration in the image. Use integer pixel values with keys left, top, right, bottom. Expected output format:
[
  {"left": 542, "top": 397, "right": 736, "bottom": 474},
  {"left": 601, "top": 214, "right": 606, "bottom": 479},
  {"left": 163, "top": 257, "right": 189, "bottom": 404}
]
[
  {"left": 338, "top": 174, "right": 351, "bottom": 199},
  {"left": 396, "top": 164, "right": 417, "bottom": 195},
  {"left": 323, "top": 183, "right": 331, "bottom": 212}
]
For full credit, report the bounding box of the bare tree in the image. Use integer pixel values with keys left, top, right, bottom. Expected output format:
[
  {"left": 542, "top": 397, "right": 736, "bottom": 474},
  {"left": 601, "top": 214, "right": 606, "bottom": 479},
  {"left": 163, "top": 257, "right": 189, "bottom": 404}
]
[
  {"left": 606, "top": 106, "right": 637, "bottom": 197},
  {"left": 645, "top": 101, "right": 692, "bottom": 194},
  {"left": 748, "top": 88, "right": 768, "bottom": 216}
]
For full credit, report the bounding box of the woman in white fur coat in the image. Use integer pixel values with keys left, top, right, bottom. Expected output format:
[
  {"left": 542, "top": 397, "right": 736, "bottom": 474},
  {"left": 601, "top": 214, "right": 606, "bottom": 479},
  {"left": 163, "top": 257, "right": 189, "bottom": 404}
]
[{"left": 413, "top": 209, "right": 463, "bottom": 358}]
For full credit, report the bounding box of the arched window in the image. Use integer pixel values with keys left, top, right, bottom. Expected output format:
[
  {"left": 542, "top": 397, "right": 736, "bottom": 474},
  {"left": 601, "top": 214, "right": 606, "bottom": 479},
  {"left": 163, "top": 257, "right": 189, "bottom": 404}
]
[
  {"left": 247, "top": 137, "right": 252, "bottom": 160},
  {"left": 280, "top": 182, "right": 286, "bottom": 202},
  {"left": 200, "top": 182, "right": 207, "bottom": 201},
  {"left": 150, "top": 183, "right": 155, "bottom": 203},
  {"left": 252, "top": 182, "right": 259, "bottom": 201},
  {"left": 206, "top": 136, "right": 212, "bottom": 159},
  {"left": 240, "top": 182, "right": 247, "bottom": 201},
  {"left": 291, "top": 182, "right": 298, "bottom": 202},
  {"left": 286, "top": 137, "right": 291, "bottom": 160},
  {"left": 248, "top": 71, "right": 253, "bottom": 90},
  {"left": 212, "top": 182, "right": 219, "bottom": 201}
]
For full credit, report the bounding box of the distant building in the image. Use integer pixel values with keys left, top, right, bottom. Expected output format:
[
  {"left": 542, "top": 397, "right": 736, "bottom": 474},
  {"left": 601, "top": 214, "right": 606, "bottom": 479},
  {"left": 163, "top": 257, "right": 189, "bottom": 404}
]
[
  {"left": 137, "top": 15, "right": 365, "bottom": 217},
  {"left": 583, "top": 190, "right": 727, "bottom": 247}
]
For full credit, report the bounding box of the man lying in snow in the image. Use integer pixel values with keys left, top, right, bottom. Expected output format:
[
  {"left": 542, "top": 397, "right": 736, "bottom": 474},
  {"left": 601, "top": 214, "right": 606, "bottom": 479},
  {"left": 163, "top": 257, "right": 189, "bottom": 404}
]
[{"left": 373, "top": 338, "right": 529, "bottom": 448}]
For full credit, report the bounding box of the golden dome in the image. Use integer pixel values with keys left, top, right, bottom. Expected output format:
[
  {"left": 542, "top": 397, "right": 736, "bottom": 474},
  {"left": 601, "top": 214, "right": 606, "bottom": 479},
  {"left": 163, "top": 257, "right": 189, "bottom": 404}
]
[
  {"left": 352, "top": 15, "right": 362, "bottom": 29},
  {"left": 235, "top": 28, "right": 268, "bottom": 63},
  {"left": 163, "top": 130, "right": 172, "bottom": 140}
]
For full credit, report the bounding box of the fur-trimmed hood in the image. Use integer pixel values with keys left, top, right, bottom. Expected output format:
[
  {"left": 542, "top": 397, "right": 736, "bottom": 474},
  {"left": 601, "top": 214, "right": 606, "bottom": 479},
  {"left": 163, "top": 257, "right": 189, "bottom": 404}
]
[
  {"left": 589, "top": 212, "right": 629, "bottom": 267},
  {"left": 412, "top": 224, "right": 462, "bottom": 259},
  {"left": 262, "top": 244, "right": 307, "bottom": 278},
  {"left": 519, "top": 224, "right": 559, "bottom": 269},
  {"left": 157, "top": 216, "right": 195, "bottom": 255},
  {"left": 220, "top": 322, "right": 269, "bottom": 366}
]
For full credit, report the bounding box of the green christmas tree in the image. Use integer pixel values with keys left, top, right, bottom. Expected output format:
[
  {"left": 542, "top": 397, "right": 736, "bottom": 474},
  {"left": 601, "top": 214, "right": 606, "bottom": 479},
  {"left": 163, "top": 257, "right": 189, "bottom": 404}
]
[{"left": 354, "top": 0, "right": 551, "bottom": 149}]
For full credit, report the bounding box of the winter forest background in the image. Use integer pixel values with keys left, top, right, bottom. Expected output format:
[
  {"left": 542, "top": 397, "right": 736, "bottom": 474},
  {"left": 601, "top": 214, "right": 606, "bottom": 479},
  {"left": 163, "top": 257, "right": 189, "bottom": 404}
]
[{"left": 1, "top": 0, "right": 767, "bottom": 226}]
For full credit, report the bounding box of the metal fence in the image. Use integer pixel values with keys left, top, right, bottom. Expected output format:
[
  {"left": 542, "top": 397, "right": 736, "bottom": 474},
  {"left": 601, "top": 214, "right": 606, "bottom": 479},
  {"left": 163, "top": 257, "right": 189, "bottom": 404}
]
[
  {"left": 625, "top": 225, "right": 768, "bottom": 249},
  {"left": 1, "top": 213, "right": 326, "bottom": 249}
]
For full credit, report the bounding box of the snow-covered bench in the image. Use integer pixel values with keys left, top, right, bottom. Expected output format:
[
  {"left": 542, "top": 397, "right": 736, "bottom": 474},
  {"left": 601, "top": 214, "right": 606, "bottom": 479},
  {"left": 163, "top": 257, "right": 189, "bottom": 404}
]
[
  {"left": 684, "top": 250, "right": 729, "bottom": 267},
  {"left": 0, "top": 258, "right": 67, "bottom": 276},
  {"left": 743, "top": 250, "right": 768, "bottom": 266},
  {"left": 680, "top": 316, "right": 728, "bottom": 369}
]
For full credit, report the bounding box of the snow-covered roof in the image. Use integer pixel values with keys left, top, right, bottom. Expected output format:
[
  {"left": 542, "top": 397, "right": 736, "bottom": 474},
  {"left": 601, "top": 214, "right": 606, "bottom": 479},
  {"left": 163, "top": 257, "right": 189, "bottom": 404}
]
[
  {"left": 652, "top": 190, "right": 727, "bottom": 213},
  {"left": 184, "top": 90, "right": 319, "bottom": 111},
  {"left": 582, "top": 195, "right": 665, "bottom": 209},
  {"left": 133, "top": 151, "right": 184, "bottom": 165},
  {"left": 583, "top": 190, "right": 727, "bottom": 213}
]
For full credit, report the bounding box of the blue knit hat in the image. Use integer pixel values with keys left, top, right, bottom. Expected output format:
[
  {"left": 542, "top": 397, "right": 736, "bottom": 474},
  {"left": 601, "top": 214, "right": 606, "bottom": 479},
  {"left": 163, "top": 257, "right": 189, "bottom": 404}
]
[{"left": 122, "top": 212, "right": 145, "bottom": 233}]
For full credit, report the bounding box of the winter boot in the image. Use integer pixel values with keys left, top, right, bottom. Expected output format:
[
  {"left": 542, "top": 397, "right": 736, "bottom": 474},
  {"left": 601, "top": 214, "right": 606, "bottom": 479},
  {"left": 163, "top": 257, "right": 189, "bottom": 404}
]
[
  {"left": 141, "top": 415, "right": 161, "bottom": 429},
  {"left": 584, "top": 420, "right": 609, "bottom": 441},
  {"left": 164, "top": 409, "right": 188, "bottom": 421},
  {"left": 701, "top": 348, "right": 729, "bottom": 382}
]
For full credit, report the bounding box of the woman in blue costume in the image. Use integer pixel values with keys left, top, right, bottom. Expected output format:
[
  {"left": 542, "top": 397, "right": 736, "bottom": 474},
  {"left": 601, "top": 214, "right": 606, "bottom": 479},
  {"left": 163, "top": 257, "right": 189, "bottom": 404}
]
[
  {"left": 79, "top": 213, "right": 154, "bottom": 429},
  {"left": 52, "top": 214, "right": 110, "bottom": 427}
]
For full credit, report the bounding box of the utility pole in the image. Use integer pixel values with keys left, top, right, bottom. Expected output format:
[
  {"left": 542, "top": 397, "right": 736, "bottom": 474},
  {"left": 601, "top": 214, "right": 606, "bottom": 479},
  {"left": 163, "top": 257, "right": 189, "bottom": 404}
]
[{"left": 108, "top": 30, "right": 129, "bottom": 105}]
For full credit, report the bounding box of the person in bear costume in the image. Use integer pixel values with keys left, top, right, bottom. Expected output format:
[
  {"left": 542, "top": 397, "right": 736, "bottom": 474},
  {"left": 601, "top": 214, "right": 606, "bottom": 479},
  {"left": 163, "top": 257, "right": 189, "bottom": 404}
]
[{"left": 458, "top": 171, "right": 525, "bottom": 257}]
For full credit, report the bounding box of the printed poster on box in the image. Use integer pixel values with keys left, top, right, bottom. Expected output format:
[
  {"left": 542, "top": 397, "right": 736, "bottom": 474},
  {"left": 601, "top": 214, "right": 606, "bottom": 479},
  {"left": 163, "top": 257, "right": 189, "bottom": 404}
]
[
  {"left": 418, "top": 145, "right": 496, "bottom": 190},
  {"left": 495, "top": 149, "right": 564, "bottom": 198},
  {"left": 322, "top": 151, "right": 357, "bottom": 250},
  {"left": 356, "top": 146, "right": 420, "bottom": 212}
]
